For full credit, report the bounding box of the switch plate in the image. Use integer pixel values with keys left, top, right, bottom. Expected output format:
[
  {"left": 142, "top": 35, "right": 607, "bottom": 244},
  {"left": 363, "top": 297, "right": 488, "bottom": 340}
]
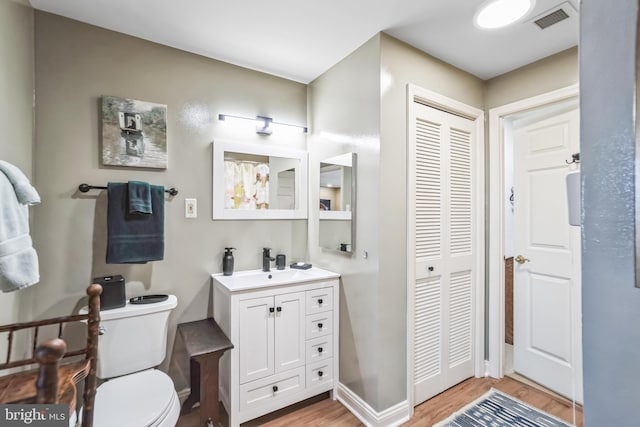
[{"left": 185, "top": 198, "right": 197, "bottom": 218}]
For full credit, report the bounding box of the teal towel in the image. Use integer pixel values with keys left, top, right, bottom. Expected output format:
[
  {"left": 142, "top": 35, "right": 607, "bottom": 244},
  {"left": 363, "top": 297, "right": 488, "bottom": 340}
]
[
  {"left": 107, "top": 182, "right": 164, "bottom": 264},
  {"left": 128, "top": 180, "right": 152, "bottom": 214}
]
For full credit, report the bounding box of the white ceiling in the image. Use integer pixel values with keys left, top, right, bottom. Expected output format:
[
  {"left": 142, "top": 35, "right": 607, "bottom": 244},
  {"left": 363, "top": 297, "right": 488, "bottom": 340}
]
[{"left": 28, "top": 0, "right": 579, "bottom": 83}]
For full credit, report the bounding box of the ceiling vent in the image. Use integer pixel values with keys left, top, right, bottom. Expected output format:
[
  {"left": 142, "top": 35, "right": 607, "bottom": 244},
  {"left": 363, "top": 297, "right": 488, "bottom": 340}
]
[
  {"left": 529, "top": 1, "right": 577, "bottom": 30},
  {"left": 534, "top": 8, "right": 569, "bottom": 29}
]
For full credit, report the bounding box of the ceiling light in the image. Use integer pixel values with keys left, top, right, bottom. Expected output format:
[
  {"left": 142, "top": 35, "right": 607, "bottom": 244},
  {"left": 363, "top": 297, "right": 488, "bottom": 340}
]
[{"left": 475, "top": 0, "right": 535, "bottom": 29}]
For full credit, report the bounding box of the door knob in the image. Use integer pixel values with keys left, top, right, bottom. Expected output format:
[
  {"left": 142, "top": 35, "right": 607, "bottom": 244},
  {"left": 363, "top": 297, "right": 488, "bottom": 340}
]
[{"left": 515, "top": 255, "right": 530, "bottom": 264}]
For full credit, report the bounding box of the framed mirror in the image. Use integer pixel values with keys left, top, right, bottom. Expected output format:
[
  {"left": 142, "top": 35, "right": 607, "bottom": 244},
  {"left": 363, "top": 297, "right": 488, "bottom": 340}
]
[
  {"left": 212, "top": 140, "right": 308, "bottom": 219},
  {"left": 319, "top": 152, "right": 356, "bottom": 253}
]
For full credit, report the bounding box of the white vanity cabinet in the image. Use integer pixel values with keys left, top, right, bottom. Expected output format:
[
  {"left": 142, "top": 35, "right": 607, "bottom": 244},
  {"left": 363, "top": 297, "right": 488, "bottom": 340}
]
[{"left": 213, "top": 268, "right": 339, "bottom": 427}]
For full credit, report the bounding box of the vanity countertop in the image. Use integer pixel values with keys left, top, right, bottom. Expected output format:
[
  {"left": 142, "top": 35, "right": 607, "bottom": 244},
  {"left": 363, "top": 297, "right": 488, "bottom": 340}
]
[{"left": 212, "top": 267, "right": 339, "bottom": 292}]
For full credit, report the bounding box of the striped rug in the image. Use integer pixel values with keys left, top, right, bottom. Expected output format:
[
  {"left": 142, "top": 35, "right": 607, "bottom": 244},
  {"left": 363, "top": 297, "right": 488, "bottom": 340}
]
[{"left": 434, "top": 389, "right": 573, "bottom": 427}]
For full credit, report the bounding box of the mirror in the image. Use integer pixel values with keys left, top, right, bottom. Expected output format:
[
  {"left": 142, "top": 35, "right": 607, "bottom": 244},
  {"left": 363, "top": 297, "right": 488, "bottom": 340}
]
[
  {"left": 212, "top": 140, "right": 308, "bottom": 219},
  {"left": 319, "top": 153, "right": 356, "bottom": 253}
]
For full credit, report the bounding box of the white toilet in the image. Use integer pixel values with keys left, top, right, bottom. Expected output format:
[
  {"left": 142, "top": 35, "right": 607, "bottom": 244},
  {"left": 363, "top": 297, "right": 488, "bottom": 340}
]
[{"left": 79, "top": 295, "right": 180, "bottom": 427}]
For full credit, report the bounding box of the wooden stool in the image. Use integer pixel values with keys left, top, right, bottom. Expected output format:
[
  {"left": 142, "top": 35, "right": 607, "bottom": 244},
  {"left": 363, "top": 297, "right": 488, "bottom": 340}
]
[{"left": 178, "top": 318, "right": 233, "bottom": 427}]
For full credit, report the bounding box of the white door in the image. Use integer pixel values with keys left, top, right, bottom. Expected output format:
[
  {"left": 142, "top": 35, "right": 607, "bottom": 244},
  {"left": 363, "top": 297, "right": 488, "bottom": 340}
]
[
  {"left": 513, "top": 107, "right": 582, "bottom": 403},
  {"left": 411, "top": 102, "right": 477, "bottom": 405}
]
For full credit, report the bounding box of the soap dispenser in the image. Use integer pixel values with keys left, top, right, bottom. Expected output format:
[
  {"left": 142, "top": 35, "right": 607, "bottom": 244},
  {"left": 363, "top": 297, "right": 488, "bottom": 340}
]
[{"left": 223, "top": 247, "right": 235, "bottom": 276}]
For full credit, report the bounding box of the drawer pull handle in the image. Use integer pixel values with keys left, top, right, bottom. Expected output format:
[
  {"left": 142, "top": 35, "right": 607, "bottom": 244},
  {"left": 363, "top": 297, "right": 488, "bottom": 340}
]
[
  {"left": 317, "top": 323, "right": 323, "bottom": 329},
  {"left": 318, "top": 347, "right": 323, "bottom": 353},
  {"left": 276, "top": 306, "right": 282, "bottom": 312},
  {"left": 272, "top": 385, "right": 278, "bottom": 393},
  {"left": 318, "top": 371, "right": 324, "bottom": 377},
  {"left": 269, "top": 307, "right": 275, "bottom": 313},
  {"left": 318, "top": 298, "right": 323, "bottom": 304}
]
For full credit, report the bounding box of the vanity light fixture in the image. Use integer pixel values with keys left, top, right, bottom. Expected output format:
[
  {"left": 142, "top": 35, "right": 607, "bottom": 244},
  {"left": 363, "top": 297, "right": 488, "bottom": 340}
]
[
  {"left": 255, "top": 115, "right": 272, "bottom": 135},
  {"left": 474, "top": 0, "right": 535, "bottom": 29},
  {"left": 218, "top": 113, "right": 308, "bottom": 135}
]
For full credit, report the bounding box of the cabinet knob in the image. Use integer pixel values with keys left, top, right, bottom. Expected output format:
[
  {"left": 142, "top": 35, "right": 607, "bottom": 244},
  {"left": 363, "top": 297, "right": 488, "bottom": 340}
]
[
  {"left": 428, "top": 266, "right": 434, "bottom": 272},
  {"left": 318, "top": 347, "right": 323, "bottom": 353},
  {"left": 269, "top": 307, "right": 275, "bottom": 313},
  {"left": 276, "top": 306, "right": 282, "bottom": 312},
  {"left": 272, "top": 385, "right": 278, "bottom": 393},
  {"left": 318, "top": 298, "right": 323, "bottom": 304},
  {"left": 317, "top": 323, "right": 323, "bottom": 329},
  {"left": 318, "top": 371, "right": 324, "bottom": 377}
]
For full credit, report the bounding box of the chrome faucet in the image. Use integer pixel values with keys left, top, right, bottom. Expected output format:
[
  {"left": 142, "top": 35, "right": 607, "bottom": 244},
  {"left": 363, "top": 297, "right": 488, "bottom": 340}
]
[{"left": 263, "top": 248, "right": 275, "bottom": 272}]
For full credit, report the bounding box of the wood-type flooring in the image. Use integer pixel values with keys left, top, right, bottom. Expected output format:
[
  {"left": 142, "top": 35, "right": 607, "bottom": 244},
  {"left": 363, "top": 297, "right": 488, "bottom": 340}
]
[{"left": 177, "top": 375, "right": 583, "bottom": 427}]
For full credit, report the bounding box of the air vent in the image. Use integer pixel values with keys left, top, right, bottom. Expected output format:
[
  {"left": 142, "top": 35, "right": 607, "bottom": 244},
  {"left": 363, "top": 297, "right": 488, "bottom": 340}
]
[{"left": 533, "top": 8, "right": 570, "bottom": 29}]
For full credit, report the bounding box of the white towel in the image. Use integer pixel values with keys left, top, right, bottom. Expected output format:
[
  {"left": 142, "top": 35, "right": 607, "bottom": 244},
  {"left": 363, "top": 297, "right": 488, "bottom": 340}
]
[{"left": 0, "top": 160, "right": 40, "bottom": 292}]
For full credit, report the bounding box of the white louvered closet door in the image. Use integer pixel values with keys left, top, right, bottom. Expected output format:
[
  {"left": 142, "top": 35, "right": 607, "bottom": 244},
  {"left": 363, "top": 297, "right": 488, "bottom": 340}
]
[{"left": 411, "top": 102, "right": 476, "bottom": 405}]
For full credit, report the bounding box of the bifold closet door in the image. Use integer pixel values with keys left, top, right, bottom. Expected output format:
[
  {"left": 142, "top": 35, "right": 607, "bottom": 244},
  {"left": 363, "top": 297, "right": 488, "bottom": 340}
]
[{"left": 411, "top": 102, "right": 475, "bottom": 405}]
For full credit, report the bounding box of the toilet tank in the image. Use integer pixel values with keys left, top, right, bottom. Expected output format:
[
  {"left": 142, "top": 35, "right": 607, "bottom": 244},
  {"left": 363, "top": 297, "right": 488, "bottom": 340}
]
[{"left": 81, "top": 295, "right": 177, "bottom": 379}]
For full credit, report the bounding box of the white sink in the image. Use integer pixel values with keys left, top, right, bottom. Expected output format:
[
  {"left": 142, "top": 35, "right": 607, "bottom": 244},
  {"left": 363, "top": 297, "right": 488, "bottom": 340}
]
[{"left": 212, "top": 267, "right": 339, "bottom": 291}]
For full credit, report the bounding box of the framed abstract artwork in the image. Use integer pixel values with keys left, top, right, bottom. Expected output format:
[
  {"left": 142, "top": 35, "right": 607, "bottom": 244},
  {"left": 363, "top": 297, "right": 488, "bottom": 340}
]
[{"left": 101, "top": 95, "right": 167, "bottom": 169}]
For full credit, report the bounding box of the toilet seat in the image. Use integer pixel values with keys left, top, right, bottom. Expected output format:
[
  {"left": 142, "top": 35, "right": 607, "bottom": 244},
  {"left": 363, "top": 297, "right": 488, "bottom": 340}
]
[{"left": 91, "top": 369, "right": 179, "bottom": 427}]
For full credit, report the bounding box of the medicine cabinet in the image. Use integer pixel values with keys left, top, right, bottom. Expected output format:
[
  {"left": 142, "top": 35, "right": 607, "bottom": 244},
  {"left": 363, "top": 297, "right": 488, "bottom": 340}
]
[{"left": 318, "top": 152, "right": 356, "bottom": 253}]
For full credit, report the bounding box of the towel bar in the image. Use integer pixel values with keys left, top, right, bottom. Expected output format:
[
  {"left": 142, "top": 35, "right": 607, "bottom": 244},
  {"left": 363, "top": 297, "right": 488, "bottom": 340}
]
[{"left": 78, "top": 183, "right": 178, "bottom": 196}]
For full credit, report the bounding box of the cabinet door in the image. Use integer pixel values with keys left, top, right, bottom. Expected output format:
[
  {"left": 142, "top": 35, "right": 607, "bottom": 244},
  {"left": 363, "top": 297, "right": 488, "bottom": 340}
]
[
  {"left": 239, "top": 296, "right": 275, "bottom": 384},
  {"left": 274, "top": 292, "right": 305, "bottom": 373}
]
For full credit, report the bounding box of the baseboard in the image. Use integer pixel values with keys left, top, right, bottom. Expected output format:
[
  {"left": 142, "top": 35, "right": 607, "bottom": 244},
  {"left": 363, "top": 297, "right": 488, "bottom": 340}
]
[
  {"left": 177, "top": 387, "right": 191, "bottom": 405},
  {"left": 336, "top": 382, "right": 410, "bottom": 427}
]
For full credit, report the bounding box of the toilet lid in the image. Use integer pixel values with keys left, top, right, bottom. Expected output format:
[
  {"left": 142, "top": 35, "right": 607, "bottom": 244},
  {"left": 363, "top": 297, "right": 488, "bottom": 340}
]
[{"left": 93, "top": 369, "right": 175, "bottom": 427}]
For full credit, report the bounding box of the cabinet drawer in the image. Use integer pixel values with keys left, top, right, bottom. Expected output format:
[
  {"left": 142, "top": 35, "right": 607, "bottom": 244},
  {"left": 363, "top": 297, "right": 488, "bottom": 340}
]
[
  {"left": 306, "top": 312, "right": 333, "bottom": 339},
  {"left": 239, "top": 366, "right": 305, "bottom": 411},
  {"left": 306, "top": 358, "right": 333, "bottom": 389},
  {"left": 306, "top": 335, "right": 332, "bottom": 363},
  {"left": 306, "top": 287, "right": 333, "bottom": 314}
]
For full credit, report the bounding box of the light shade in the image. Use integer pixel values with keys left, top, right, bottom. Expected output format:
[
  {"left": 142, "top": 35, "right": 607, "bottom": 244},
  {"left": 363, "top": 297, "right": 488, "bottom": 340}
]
[{"left": 475, "top": 0, "right": 534, "bottom": 29}]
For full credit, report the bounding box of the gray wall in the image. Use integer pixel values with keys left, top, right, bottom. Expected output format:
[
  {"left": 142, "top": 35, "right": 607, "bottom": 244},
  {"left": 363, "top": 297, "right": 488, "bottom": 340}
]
[
  {"left": 379, "top": 33, "right": 484, "bottom": 410},
  {"left": 307, "top": 34, "right": 382, "bottom": 408},
  {"left": 484, "top": 47, "right": 578, "bottom": 110},
  {"left": 308, "top": 32, "right": 485, "bottom": 412},
  {"left": 0, "top": 0, "right": 35, "bottom": 336},
  {"left": 580, "top": 1, "right": 640, "bottom": 425},
  {"left": 29, "top": 12, "right": 307, "bottom": 389}
]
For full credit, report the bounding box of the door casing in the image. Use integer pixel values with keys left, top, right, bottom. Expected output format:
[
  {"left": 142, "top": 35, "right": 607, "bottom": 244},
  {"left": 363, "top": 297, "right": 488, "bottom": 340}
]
[{"left": 487, "top": 84, "right": 579, "bottom": 378}]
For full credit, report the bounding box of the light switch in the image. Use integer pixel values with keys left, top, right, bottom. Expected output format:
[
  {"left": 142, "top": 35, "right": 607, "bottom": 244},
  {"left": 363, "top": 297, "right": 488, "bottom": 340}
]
[{"left": 185, "top": 198, "right": 197, "bottom": 218}]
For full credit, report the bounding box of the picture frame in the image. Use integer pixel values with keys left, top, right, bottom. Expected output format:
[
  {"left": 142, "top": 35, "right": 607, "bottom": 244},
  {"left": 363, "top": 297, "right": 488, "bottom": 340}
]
[{"left": 101, "top": 95, "right": 167, "bottom": 169}]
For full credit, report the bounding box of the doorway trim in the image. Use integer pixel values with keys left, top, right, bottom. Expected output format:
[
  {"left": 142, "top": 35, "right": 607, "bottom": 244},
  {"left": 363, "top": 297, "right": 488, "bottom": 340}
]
[
  {"left": 487, "top": 84, "right": 579, "bottom": 378},
  {"left": 406, "top": 83, "right": 485, "bottom": 412}
]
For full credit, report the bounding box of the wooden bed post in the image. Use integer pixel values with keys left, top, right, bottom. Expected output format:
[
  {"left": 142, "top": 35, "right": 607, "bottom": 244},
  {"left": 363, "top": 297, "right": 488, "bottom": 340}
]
[
  {"left": 82, "top": 283, "right": 102, "bottom": 427},
  {"left": 34, "top": 338, "right": 66, "bottom": 403}
]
